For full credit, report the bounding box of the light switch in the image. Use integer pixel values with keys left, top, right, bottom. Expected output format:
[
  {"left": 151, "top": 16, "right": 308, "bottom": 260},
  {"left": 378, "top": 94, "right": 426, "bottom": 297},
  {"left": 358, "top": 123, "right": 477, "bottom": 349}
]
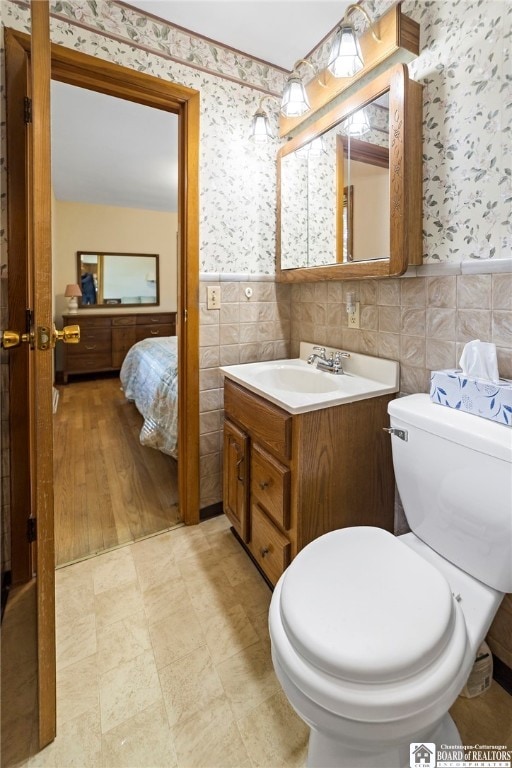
[{"left": 207, "top": 285, "right": 221, "bottom": 310}]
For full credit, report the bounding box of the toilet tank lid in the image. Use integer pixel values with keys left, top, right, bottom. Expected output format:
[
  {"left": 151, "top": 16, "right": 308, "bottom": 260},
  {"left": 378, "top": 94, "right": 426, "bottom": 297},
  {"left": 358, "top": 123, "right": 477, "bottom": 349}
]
[{"left": 388, "top": 394, "right": 512, "bottom": 463}]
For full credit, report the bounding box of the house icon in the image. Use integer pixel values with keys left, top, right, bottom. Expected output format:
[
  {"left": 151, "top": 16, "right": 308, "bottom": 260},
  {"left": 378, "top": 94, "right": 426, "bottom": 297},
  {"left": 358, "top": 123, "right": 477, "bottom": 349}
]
[{"left": 412, "top": 744, "right": 435, "bottom": 766}]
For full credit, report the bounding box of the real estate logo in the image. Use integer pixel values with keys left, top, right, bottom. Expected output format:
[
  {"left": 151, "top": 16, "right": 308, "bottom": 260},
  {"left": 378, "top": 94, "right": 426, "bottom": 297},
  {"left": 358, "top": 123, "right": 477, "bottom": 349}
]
[{"left": 410, "top": 743, "right": 436, "bottom": 768}]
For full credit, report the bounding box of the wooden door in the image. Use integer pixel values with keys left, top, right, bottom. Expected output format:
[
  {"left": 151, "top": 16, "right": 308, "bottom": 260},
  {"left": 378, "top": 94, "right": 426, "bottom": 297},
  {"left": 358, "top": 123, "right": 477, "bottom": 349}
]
[{"left": 4, "top": 1, "right": 57, "bottom": 749}]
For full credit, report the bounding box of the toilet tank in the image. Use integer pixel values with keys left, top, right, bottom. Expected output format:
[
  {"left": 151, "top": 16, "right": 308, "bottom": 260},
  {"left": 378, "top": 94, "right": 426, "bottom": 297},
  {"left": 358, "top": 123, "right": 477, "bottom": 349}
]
[{"left": 388, "top": 394, "right": 512, "bottom": 593}]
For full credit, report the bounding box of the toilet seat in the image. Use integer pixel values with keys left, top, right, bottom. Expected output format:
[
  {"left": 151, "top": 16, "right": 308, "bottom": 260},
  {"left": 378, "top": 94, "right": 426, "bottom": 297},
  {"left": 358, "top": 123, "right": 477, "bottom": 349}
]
[
  {"left": 271, "top": 527, "right": 471, "bottom": 722},
  {"left": 280, "top": 527, "right": 456, "bottom": 684}
]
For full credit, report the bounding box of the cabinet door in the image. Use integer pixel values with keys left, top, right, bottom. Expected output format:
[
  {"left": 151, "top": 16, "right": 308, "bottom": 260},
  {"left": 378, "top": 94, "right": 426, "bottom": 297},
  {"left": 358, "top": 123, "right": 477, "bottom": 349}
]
[
  {"left": 223, "top": 419, "right": 249, "bottom": 542},
  {"left": 112, "top": 326, "right": 136, "bottom": 368}
]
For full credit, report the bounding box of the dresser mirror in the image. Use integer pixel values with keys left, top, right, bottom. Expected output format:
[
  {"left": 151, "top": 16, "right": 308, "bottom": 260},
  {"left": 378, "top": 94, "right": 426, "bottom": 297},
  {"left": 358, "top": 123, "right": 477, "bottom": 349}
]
[
  {"left": 276, "top": 64, "right": 423, "bottom": 282},
  {"left": 77, "top": 251, "right": 160, "bottom": 308}
]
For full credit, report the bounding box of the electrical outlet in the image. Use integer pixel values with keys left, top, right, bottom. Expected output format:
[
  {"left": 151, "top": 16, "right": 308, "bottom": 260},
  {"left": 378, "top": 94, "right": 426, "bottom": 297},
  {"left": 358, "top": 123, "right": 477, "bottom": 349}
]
[
  {"left": 206, "top": 285, "right": 221, "bottom": 310},
  {"left": 347, "top": 301, "right": 360, "bottom": 329}
]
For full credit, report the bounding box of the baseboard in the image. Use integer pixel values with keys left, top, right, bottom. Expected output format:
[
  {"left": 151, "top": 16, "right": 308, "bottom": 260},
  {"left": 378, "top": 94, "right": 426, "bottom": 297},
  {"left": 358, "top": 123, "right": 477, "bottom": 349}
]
[
  {"left": 199, "top": 502, "right": 223, "bottom": 521},
  {"left": 493, "top": 654, "right": 512, "bottom": 695},
  {"left": 1, "top": 570, "right": 12, "bottom": 623}
]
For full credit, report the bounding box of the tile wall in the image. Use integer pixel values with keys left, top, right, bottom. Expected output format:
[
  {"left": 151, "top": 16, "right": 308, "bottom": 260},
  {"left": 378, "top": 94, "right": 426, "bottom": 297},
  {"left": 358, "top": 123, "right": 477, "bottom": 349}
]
[{"left": 198, "top": 278, "right": 291, "bottom": 509}]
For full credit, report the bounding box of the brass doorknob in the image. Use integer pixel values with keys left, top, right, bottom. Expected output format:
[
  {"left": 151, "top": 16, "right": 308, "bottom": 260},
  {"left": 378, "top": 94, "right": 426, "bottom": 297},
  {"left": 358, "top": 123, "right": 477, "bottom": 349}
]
[
  {"left": 53, "top": 325, "right": 80, "bottom": 345},
  {"left": 1, "top": 330, "right": 31, "bottom": 349}
]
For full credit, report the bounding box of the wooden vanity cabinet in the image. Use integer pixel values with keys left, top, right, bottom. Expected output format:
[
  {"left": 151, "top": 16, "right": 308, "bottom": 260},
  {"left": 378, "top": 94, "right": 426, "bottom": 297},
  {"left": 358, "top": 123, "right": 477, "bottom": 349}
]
[
  {"left": 223, "top": 378, "right": 395, "bottom": 586},
  {"left": 61, "top": 311, "right": 176, "bottom": 382}
]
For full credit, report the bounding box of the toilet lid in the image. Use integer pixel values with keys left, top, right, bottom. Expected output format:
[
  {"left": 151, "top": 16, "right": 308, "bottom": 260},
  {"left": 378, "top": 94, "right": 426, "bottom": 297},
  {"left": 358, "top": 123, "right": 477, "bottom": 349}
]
[{"left": 280, "top": 527, "right": 456, "bottom": 684}]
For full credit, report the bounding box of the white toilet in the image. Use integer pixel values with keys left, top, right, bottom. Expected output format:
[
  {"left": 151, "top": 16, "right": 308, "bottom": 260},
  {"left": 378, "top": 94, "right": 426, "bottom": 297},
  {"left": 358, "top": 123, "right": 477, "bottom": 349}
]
[{"left": 269, "top": 393, "right": 511, "bottom": 768}]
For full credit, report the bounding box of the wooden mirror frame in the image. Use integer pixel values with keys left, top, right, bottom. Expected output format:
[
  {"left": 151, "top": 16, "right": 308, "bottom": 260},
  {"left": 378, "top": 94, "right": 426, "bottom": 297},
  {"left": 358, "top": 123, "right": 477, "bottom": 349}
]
[
  {"left": 276, "top": 63, "right": 423, "bottom": 283},
  {"left": 77, "top": 251, "right": 160, "bottom": 308}
]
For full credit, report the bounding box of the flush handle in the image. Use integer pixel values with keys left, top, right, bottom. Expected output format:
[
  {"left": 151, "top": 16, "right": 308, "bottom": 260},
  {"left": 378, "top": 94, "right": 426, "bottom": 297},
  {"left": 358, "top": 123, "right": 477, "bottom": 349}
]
[{"left": 383, "top": 427, "right": 408, "bottom": 441}]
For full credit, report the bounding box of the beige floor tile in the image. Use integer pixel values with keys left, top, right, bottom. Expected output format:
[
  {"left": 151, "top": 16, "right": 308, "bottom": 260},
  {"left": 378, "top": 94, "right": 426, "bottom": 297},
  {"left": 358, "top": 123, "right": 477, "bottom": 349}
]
[
  {"left": 56, "top": 654, "right": 100, "bottom": 727},
  {"left": 200, "top": 514, "right": 231, "bottom": 536},
  {"left": 159, "top": 645, "right": 225, "bottom": 727},
  {"left": 172, "top": 696, "right": 251, "bottom": 768},
  {"left": 99, "top": 650, "right": 162, "bottom": 733},
  {"left": 101, "top": 701, "right": 178, "bottom": 768},
  {"left": 149, "top": 604, "right": 206, "bottom": 669},
  {"left": 94, "top": 580, "right": 144, "bottom": 630},
  {"left": 55, "top": 557, "right": 95, "bottom": 591},
  {"left": 237, "top": 689, "right": 309, "bottom": 768},
  {"left": 177, "top": 548, "right": 226, "bottom": 583},
  {"left": 131, "top": 532, "right": 181, "bottom": 593},
  {"left": 215, "top": 640, "right": 280, "bottom": 720},
  {"left": 143, "top": 575, "right": 195, "bottom": 626},
  {"left": 232, "top": 571, "right": 272, "bottom": 621},
  {"left": 56, "top": 611, "right": 97, "bottom": 670},
  {"left": 167, "top": 525, "right": 212, "bottom": 562},
  {"left": 451, "top": 682, "right": 512, "bottom": 747},
  {"left": 183, "top": 570, "right": 239, "bottom": 622},
  {"left": 220, "top": 550, "right": 262, "bottom": 587},
  {"left": 92, "top": 547, "right": 137, "bottom": 595},
  {"left": 97, "top": 610, "right": 152, "bottom": 674},
  {"left": 250, "top": 608, "right": 273, "bottom": 651},
  {"left": 29, "top": 707, "right": 101, "bottom": 768},
  {"left": 203, "top": 526, "right": 245, "bottom": 558},
  {"left": 56, "top": 579, "right": 95, "bottom": 626},
  {"left": 201, "top": 602, "right": 260, "bottom": 665}
]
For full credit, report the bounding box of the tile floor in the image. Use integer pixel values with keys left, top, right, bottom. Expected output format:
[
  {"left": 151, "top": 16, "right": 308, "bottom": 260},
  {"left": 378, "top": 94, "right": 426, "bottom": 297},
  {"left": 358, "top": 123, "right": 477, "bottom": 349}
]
[{"left": 25, "top": 516, "right": 512, "bottom": 767}]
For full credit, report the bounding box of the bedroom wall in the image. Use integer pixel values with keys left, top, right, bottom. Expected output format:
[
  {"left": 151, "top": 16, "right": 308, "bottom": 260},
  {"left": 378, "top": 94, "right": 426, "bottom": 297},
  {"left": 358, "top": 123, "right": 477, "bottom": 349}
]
[{"left": 53, "top": 200, "right": 178, "bottom": 320}]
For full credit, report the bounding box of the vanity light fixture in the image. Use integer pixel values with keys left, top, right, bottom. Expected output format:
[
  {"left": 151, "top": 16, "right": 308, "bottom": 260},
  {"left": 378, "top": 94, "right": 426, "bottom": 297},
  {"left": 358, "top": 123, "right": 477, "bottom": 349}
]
[
  {"left": 250, "top": 96, "right": 274, "bottom": 142},
  {"left": 64, "top": 283, "right": 82, "bottom": 314},
  {"left": 327, "top": 4, "right": 381, "bottom": 79},
  {"left": 281, "top": 59, "right": 318, "bottom": 118},
  {"left": 344, "top": 107, "right": 371, "bottom": 136}
]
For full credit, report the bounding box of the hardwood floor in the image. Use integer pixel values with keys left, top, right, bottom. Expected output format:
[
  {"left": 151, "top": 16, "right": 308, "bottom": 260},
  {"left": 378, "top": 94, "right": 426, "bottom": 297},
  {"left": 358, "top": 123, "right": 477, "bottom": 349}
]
[{"left": 53, "top": 375, "right": 181, "bottom": 567}]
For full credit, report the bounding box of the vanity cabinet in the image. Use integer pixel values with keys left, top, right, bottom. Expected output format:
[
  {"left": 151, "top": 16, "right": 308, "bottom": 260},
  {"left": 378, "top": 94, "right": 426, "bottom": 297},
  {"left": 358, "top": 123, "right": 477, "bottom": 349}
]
[
  {"left": 61, "top": 311, "right": 176, "bottom": 383},
  {"left": 223, "top": 379, "right": 395, "bottom": 586}
]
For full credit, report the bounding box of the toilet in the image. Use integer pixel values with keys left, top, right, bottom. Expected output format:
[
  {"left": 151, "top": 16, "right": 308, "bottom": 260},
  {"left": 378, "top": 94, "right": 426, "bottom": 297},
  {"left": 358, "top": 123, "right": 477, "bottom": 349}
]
[{"left": 269, "top": 393, "right": 511, "bottom": 768}]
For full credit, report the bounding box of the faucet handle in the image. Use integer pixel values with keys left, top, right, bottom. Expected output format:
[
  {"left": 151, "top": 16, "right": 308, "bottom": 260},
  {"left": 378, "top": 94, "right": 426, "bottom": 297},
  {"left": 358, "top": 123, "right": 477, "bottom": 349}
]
[
  {"left": 334, "top": 351, "right": 350, "bottom": 362},
  {"left": 312, "top": 346, "right": 326, "bottom": 359}
]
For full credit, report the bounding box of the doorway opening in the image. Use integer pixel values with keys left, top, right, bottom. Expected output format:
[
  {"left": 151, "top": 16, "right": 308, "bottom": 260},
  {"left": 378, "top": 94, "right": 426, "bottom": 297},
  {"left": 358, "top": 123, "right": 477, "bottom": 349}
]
[{"left": 50, "top": 82, "right": 182, "bottom": 566}]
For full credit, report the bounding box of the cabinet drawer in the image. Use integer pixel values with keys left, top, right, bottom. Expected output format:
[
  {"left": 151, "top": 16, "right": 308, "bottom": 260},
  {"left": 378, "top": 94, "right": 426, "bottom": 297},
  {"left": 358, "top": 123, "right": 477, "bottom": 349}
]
[
  {"left": 67, "top": 315, "right": 110, "bottom": 328},
  {"left": 136, "top": 313, "right": 173, "bottom": 325},
  {"left": 67, "top": 337, "right": 110, "bottom": 356},
  {"left": 249, "top": 504, "right": 291, "bottom": 586},
  {"left": 224, "top": 380, "right": 292, "bottom": 460},
  {"left": 136, "top": 324, "right": 173, "bottom": 342},
  {"left": 251, "top": 443, "right": 290, "bottom": 530},
  {"left": 76, "top": 328, "right": 111, "bottom": 345},
  {"left": 112, "top": 316, "right": 136, "bottom": 326},
  {"left": 65, "top": 352, "right": 112, "bottom": 372}
]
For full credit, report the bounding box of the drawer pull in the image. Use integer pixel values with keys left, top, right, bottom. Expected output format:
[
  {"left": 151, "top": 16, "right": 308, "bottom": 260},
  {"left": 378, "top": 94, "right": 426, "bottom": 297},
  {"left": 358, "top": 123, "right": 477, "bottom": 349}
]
[
  {"left": 258, "top": 480, "right": 270, "bottom": 490},
  {"left": 236, "top": 457, "right": 244, "bottom": 483},
  {"left": 150, "top": 329, "right": 160, "bottom": 335},
  {"left": 85, "top": 344, "right": 97, "bottom": 350},
  {"left": 260, "top": 547, "right": 269, "bottom": 558}
]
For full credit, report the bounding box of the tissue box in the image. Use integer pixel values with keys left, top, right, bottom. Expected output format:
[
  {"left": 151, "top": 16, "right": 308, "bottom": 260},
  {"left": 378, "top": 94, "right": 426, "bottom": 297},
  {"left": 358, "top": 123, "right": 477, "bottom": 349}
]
[{"left": 430, "top": 369, "right": 512, "bottom": 426}]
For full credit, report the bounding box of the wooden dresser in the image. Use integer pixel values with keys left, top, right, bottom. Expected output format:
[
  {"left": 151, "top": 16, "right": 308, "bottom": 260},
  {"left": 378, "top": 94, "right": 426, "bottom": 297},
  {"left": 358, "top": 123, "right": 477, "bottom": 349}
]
[{"left": 61, "top": 311, "right": 176, "bottom": 383}]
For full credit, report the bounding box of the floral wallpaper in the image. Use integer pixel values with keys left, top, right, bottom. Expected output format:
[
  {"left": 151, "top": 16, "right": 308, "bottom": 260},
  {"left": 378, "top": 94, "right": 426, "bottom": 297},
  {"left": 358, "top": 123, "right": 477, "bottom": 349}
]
[{"left": 2, "top": 0, "right": 510, "bottom": 272}]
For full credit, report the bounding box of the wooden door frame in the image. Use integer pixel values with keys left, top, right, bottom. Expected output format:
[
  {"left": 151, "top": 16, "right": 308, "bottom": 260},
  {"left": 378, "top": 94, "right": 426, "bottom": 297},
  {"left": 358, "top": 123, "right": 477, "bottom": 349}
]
[{"left": 8, "top": 29, "right": 201, "bottom": 529}]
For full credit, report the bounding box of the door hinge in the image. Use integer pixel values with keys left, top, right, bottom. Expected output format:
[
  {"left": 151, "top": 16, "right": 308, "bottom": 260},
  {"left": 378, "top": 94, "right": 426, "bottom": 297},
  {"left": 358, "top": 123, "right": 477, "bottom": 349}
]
[
  {"left": 24, "top": 97, "right": 32, "bottom": 124},
  {"left": 27, "top": 517, "right": 37, "bottom": 543}
]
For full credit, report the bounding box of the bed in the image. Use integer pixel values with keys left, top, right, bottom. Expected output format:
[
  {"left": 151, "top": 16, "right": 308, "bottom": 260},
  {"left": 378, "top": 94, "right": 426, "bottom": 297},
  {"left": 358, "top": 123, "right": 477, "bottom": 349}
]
[{"left": 120, "top": 336, "right": 178, "bottom": 459}]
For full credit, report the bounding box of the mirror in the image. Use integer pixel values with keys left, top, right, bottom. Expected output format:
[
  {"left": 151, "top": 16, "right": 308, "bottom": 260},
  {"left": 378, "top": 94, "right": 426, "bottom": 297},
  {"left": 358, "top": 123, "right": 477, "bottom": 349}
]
[
  {"left": 77, "top": 251, "right": 160, "bottom": 308},
  {"left": 277, "top": 64, "right": 423, "bottom": 282}
]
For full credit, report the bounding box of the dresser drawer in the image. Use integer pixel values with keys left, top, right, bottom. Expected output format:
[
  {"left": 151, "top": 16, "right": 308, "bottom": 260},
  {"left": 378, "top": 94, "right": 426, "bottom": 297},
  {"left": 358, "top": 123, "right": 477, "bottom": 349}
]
[
  {"left": 136, "top": 324, "right": 173, "bottom": 342},
  {"left": 249, "top": 503, "right": 291, "bottom": 586},
  {"left": 76, "top": 327, "right": 111, "bottom": 345},
  {"left": 71, "top": 315, "right": 111, "bottom": 328},
  {"left": 67, "top": 336, "right": 111, "bottom": 356},
  {"left": 65, "top": 352, "right": 112, "bottom": 372},
  {"left": 224, "top": 380, "right": 292, "bottom": 460},
  {"left": 251, "top": 443, "right": 290, "bottom": 530},
  {"left": 112, "top": 316, "right": 136, "bottom": 326},
  {"left": 136, "top": 313, "right": 174, "bottom": 325}
]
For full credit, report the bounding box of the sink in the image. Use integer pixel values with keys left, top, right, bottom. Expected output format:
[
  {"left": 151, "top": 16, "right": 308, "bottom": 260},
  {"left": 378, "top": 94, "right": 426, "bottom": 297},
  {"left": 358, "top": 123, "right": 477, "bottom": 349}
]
[
  {"left": 220, "top": 343, "right": 399, "bottom": 414},
  {"left": 253, "top": 364, "right": 341, "bottom": 394}
]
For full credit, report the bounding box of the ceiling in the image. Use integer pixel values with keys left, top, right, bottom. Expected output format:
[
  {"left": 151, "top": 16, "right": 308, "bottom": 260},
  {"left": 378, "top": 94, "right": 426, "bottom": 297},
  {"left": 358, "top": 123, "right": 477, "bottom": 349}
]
[
  {"left": 52, "top": 1, "right": 349, "bottom": 211},
  {"left": 125, "top": 1, "right": 348, "bottom": 70}
]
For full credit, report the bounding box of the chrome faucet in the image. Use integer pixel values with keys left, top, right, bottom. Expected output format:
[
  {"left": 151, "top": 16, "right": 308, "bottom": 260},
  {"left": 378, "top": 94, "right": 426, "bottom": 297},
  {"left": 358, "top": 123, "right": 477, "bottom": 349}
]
[
  {"left": 308, "top": 347, "right": 351, "bottom": 375},
  {"left": 307, "top": 346, "right": 327, "bottom": 365}
]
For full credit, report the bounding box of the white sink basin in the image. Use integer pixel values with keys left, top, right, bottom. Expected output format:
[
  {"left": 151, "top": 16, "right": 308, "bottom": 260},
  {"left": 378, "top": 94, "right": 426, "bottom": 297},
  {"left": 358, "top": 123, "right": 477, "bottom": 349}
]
[
  {"left": 253, "top": 364, "right": 341, "bottom": 394},
  {"left": 220, "top": 343, "right": 399, "bottom": 414}
]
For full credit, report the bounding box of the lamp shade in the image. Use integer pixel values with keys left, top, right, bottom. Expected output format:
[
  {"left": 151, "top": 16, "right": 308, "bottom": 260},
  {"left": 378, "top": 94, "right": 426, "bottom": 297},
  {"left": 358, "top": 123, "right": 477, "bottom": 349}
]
[
  {"left": 345, "top": 108, "right": 371, "bottom": 136},
  {"left": 250, "top": 109, "right": 273, "bottom": 142},
  {"left": 281, "top": 75, "right": 311, "bottom": 118},
  {"left": 328, "top": 24, "right": 364, "bottom": 78},
  {"left": 64, "top": 283, "right": 82, "bottom": 298}
]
